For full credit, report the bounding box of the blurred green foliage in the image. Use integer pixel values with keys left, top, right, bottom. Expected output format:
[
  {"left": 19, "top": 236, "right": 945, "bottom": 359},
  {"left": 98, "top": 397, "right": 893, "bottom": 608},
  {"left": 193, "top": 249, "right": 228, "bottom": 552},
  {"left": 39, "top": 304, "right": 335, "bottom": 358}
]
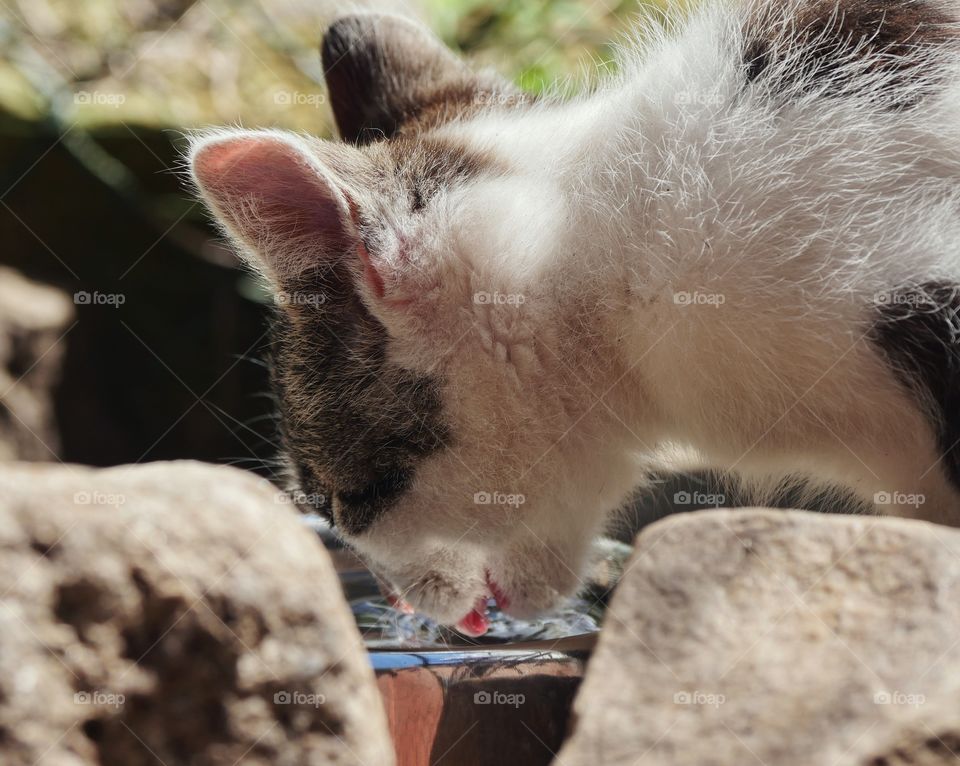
[
  {"left": 0, "top": 0, "right": 676, "bottom": 133},
  {"left": 424, "top": 0, "right": 646, "bottom": 92}
]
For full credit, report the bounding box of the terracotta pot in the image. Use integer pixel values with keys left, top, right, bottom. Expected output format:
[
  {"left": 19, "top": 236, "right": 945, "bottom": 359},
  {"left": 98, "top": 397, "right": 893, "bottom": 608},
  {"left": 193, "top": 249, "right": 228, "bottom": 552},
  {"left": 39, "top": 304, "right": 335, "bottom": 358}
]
[
  {"left": 373, "top": 636, "right": 593, "bottom": 766},
  {"left": 319, "top": 522, "right": 603, "bottom": 765}
]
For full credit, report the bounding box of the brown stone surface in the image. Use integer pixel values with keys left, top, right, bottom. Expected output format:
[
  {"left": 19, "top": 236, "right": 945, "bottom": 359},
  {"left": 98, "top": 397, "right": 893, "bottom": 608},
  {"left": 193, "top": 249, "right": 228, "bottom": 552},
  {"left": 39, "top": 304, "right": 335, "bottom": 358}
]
[
  {"left": 557, "top": 508, "right": 960, "bottom": 766},
  {"left": 0, "top": 459, "right": 393, "bottom": 765}
]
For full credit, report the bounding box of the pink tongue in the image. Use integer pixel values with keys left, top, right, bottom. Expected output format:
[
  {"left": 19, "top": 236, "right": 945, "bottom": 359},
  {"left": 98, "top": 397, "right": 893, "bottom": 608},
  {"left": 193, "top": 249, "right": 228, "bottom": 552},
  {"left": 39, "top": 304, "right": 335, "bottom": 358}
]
[{"left": 456, "top": 600, "right": 489, "bottom": 637}]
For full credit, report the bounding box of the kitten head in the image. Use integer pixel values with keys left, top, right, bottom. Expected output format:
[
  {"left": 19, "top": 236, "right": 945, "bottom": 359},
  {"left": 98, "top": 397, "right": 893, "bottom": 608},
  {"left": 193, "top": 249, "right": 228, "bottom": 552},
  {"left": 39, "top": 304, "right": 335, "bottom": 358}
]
[{"left": 189, "top": 13, "right": 635, "bottom": 627}]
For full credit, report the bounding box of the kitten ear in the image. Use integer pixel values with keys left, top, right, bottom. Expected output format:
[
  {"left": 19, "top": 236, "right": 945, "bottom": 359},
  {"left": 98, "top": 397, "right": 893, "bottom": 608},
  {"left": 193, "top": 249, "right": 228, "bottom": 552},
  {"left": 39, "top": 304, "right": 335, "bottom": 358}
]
[
  {"left": 189, "top": 131, "right": 356, "bottom": 287},
  {"left": 321, "top": 13, "right": 513, "bottom": 144}
]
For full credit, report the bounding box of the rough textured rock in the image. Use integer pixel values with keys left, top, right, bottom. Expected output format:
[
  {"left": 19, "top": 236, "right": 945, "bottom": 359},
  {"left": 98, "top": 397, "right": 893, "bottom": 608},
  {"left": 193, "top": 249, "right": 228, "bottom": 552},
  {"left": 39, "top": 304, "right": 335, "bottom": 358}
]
[
  {"left": 557, "top": 509, "right": 960, "bottom": 766},
  {"left": 0, "top": 268, "right": 73, "bottom": 461},
  {"left": 0, "top": 460, "right": 393, "bottom": 766}
]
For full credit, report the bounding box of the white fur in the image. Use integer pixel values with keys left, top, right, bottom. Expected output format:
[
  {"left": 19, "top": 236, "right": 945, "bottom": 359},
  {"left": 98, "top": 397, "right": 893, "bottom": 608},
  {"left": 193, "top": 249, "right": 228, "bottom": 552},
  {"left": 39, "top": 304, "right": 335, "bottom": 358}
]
[{"left": 192, "top": 0, "right": 960, "bottom": 624}]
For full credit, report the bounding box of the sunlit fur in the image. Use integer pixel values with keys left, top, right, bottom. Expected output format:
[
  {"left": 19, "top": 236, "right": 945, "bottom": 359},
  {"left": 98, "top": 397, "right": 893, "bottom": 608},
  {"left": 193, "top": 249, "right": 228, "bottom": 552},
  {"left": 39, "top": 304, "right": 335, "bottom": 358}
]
[{"left": 191, "top": 0, "right": 960, "bottom": 624}]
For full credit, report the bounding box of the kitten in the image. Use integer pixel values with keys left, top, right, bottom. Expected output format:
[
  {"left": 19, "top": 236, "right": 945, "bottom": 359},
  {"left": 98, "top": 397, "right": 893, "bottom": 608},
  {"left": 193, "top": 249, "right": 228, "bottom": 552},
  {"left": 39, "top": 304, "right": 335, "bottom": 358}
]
[{"left": 190, "top": 0, "right": 960, "bottom": 634}]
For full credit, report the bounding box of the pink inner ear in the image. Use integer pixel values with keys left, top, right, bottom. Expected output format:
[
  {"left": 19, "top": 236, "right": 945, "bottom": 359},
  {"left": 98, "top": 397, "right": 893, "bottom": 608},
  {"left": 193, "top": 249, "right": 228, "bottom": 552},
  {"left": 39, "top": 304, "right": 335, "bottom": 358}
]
[{"left": 192, "top": 135, "right": 353, "bottom": 277}]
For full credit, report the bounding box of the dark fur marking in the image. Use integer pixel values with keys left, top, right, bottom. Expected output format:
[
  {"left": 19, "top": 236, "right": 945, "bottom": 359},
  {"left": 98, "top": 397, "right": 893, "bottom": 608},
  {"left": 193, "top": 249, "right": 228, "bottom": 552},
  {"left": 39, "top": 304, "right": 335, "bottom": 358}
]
[
  {"left": 390, "top": 136, "right": 493, "bottom": 212},
  {"left": 744, "top": 0, "right": 958, "bottom": 106},
  {"left": 336, "top": 468, "right": 412, "bottom": 535},
  {"left": 871, "top": 282, "right": 960, "bottom": 490},
  {"left": 322, "top": 14, "right": 528, "bottom": 144},
  {"left": 322, "top": 15, "right": 416, "bottom": 144},
  {"left": 272, "top": 15, "right": 513, "bottom": 531},
  {"left": 273, "top": 265, "right": 448, "bottom": 536},
  {"left": 287, "top": 454, "right": 334, "bottom": 522},
  {"left": 273, "top": 139, "right": 490, "bottom": 535}
]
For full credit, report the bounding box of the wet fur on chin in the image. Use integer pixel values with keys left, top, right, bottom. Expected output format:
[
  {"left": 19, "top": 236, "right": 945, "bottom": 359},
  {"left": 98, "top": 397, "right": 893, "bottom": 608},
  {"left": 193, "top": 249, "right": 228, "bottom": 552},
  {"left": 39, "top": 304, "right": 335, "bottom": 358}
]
[{"left": 189, "top": 0, "right": 960, "bottom": 625}]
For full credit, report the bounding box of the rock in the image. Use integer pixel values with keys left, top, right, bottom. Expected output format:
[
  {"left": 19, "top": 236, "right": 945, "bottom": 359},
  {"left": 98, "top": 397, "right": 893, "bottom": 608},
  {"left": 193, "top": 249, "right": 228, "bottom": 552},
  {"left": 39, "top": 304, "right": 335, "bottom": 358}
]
[
  {"left": 0, "top": 267, "right": 73, "bottom": 461},
  {"left": 556, "top": 509, "right": 960, "bottom": 766},
  {"left": 0, "top": 460, "right": 393, "bottom": 766}
]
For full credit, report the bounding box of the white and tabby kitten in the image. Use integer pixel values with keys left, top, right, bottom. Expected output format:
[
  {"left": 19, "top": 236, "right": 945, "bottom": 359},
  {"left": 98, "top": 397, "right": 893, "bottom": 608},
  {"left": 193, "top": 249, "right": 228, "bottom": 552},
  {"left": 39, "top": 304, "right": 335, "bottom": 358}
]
[{"left": 190, "top": 0, "right": 960, "bottom": 633}]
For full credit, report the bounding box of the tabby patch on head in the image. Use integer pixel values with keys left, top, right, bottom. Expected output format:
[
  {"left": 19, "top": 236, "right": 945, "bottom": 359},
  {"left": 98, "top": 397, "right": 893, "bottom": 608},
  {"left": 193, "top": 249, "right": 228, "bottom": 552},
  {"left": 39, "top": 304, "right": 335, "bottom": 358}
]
[
  {"left": 189, "top": 12, "right": 526, "bottom": 535},
  {"left": 272, "top": 271, "right": 449, "bottom": 536}
]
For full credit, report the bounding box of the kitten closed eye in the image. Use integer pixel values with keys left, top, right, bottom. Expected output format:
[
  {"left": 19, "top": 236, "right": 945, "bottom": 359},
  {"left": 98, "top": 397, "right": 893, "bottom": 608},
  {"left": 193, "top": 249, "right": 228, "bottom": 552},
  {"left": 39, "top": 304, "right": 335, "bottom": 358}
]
[{"left": 334, "top": 469, "right": 412, "bottom": 536}]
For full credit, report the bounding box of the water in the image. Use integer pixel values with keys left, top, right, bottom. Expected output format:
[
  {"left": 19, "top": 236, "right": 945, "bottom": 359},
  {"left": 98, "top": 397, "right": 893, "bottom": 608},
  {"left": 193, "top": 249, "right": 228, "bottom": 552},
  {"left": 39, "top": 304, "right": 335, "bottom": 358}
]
[
  {"left": 352, "top": 595, "right": 605, "bottom": 648},
  {"left": 302, "top": 514, "right": 631, "bottom": 648}
]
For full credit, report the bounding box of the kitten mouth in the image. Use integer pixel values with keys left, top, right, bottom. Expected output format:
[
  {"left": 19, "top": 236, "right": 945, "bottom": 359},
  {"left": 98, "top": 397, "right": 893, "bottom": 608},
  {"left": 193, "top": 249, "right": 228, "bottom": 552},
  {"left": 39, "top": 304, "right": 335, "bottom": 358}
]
[
  {"left": 377, "top": 570, "right": 511, "bottom": 635},
  {"left": 455, "top": 596, "right": 490, "bottom": 637},
  {"left": 454, "top": 571, "right": 510, "bottom": 637}
]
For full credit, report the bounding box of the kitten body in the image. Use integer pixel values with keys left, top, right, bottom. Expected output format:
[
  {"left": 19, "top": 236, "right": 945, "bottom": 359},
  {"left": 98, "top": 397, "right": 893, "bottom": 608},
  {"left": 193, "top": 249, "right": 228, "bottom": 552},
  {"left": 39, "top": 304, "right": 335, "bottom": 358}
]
[{"left": 191, "top": 0, "right": 960, "bottom": 628}]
